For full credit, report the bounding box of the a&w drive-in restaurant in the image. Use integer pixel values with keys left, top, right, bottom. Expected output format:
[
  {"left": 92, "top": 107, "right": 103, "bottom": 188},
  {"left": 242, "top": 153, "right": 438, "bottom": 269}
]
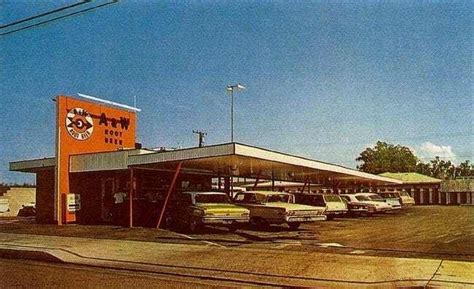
[{"left": 9, "top": 94, "right": 401, "bottom": 228}]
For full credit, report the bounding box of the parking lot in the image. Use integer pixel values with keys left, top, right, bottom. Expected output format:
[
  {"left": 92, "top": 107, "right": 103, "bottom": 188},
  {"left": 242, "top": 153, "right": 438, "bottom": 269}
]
[{"left": 1, "top": 206, "right": 472, "bottom": 261}]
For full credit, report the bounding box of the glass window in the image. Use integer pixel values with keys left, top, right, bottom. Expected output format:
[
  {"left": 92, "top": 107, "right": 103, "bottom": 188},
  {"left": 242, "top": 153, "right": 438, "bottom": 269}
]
[
  {"left": 179, "top": 194, "right": 193, "bottom": 205},
  {"left": 234, "top": 193, "right": 245, "bottom": 202},
  {"left": 266, "top": 194, "right": 291, "bottom": 203},
  {"left": 324, "top": 195, "right": 341, "bottom": 202},
  {"left": 368, "top": 194, "right": 384, "bottom": 201},
  {"left": 355, "top": 195, "right": 370, "bottom": 201},
  {"left": 195, "top": 194, "right": 230, "bottom": 204}
]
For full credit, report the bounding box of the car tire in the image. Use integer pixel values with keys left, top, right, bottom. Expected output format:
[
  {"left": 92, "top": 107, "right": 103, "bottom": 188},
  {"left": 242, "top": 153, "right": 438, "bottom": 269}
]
[
  {"left": 288, "top": 222, "right": 301, "bottom": 230},
  {"left": 250, "top": 217, "right": 268, "bottom": 229},
  {"left": 188, "top": 219, "right": 201, "bottom": 233},
  {"left": 228, "top": 224, "right": 238, "bottom": 232},
  {"left": 164, "top": 213, "right": 173, "bottom": 229},
  {"left": 326, "top": 215, "right": 334, "bottom": 221}
]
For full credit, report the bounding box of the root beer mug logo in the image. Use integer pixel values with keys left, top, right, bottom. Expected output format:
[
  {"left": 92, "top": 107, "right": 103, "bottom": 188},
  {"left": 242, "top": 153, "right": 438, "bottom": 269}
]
[{"left": 65, "top": 108, "right": 94, "bottom": 140}]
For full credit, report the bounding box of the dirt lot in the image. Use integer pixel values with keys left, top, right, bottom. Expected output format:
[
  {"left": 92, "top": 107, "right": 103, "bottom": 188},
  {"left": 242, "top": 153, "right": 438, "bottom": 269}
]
[{"left": 1, "top": 206, "right": 473, "bottom": 261}]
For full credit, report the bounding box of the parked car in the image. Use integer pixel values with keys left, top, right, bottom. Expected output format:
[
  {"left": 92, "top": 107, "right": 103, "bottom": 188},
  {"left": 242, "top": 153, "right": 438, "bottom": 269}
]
[
  {"left": 165, "top": 191, "right": 250, "bottom": 232},
  {"left": 398, "top": 191, "right": 416, "bottom": 206},
  {"left": 233, "top": 191, "right": 326, "bottom": 229},
  {"left": 340, "top": 194, "right": 391, "bottom": 213},
  {"left": 375, "top": 192, "right": 405, "bottom": 210},
  {"left": 358, "top": 193, "right": 401, "bottom": 211},
  {"left": 294, "top": 193, "right": 348, "bottom": 220},
  {"left": 339, "top": 195, "right": 371, "bottom": 215},
  {"left": 17, "top": 203, "right": 36, "bottom": 217}
]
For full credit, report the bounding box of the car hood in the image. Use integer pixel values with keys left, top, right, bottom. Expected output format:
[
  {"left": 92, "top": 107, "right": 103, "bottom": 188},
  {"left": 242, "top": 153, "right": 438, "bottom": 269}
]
[
  {"left": 195, "top": 203, "right": 249, "bottom": 214},
  {"left": 265, "top": 202, "right": 325, "bottom": 212},
  {"left": 364, "top": 201, "right": 391, "bottom": 208}
]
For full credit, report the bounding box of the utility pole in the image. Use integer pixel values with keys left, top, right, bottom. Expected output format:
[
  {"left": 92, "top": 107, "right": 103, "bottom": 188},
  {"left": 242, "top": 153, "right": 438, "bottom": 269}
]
[{"left": 193, "top": 130, "right": 207, "bottom": 147}]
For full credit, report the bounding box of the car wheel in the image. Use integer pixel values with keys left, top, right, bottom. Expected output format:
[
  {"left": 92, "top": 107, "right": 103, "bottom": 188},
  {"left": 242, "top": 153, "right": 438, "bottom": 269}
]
[
  {"left": 188, "top": 219, "right": 201, "bottom": 233},
  {"left": 250, "top": 217, "right": 268, "bottom": 228},
  {"left": 288, "top": 222, "right": 301, "bottom": 230},
  {"left": 164, "top": 213, "right": 173, "bottom": 229},
  {"left": 228, "top": 224, "right": 238, "bottom": 232},
  {"left": 326, "top": 215, "right": 334, "bottom": 221}
]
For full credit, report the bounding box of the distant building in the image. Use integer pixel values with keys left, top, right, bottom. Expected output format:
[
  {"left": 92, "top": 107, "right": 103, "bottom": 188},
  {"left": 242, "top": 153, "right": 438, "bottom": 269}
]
[
  {"left": 378, "top": 172, "right": 442, "bottom": 205},
  {"left": 440, "top": 177, "right": 474, "bottom": 205},
  {"left": 377, "top": 172, "right": 474, "bottom": 205}
]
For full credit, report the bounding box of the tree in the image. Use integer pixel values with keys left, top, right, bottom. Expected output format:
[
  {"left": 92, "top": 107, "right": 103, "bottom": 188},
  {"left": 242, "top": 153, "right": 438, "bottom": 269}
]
[
  {"left": 356, "top": 141, "right": 418, "bottom": 174},
  {"left": 457, "top": 160, "right": 473, "bottom": 177}
]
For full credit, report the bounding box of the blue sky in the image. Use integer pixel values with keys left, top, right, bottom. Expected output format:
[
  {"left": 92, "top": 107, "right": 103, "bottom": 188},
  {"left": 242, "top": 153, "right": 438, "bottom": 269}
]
[{"left": 1, "top": 1, "right": 472, "bottom": 184}]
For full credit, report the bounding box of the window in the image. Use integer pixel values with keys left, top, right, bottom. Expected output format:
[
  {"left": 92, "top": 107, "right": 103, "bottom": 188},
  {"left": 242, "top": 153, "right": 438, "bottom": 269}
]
[
  {"left": 195, "top": 194, "right": 230, "bottom": 204},
  {"left": 266, "top": 194, "right": 291, "bottom": 203},
  {"left": 179, "top": 194, "right": 193, "bottom": 205},
  {"left": 234, "top": 193, "right": 260, "bottom": 204},
  {"left": 355, "top": 195, "right": 370, "bottom": 201},
  {"left": 325, "top": 195, "right": 341, "bottom": 202}
]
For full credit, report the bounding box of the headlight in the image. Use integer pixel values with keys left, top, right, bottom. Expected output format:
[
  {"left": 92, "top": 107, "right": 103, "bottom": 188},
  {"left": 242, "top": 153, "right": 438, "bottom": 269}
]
[
  {"left": 241, "top": 212, "right": 250, "bottom": 216},
  {"left": 205, "top": 212, "right": 214, "bottom": 216},
  {"left": 285, "top": 210, "right": 295, "bottom": 216},
  {"left": 193, "top": 209, "right": 204, "bottom": 216}
]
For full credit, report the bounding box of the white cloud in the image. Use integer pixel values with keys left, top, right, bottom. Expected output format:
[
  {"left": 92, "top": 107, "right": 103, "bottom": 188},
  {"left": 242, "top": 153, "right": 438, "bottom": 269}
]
[{"left": 417, "top": 142, "right": 456, "bottom": 162}]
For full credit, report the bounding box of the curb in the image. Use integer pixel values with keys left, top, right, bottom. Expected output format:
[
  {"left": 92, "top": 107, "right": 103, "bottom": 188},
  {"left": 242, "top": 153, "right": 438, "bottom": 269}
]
[{"left": 0, "top": 248, "right": 63, "bottom": 263}]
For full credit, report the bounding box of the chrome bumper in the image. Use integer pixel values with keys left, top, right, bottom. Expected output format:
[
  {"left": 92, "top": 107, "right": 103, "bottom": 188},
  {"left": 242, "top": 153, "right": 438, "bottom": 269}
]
[
  {"left": 285, "top": 215, "right": 327, "bottom": 222},
  {"left": 201, "top": 216, "right": 249, "bottom": 224}
]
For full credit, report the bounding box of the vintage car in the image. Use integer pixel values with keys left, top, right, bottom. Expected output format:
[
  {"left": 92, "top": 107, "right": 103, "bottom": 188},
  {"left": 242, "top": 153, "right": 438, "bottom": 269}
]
[
  {"left": 398, "top": 191, "right": 416, "bottom": 206},
  {"left": 165, "top": 191, "right": 250, "bottom": 232},
  {"left": 340, "top": 194, "right": 391, "bottom": 213},
  {"left": 233, "top": 191, "right": 326, "bottom": 229},
  {"left": 294, "top": 193, "right": 348, "bottom": 220},
  {"left": 339, "top": 195, "right": 370, "bottom": 215},
  {"left": 358, "top": 193, "right": 401, "bottom": 211}
]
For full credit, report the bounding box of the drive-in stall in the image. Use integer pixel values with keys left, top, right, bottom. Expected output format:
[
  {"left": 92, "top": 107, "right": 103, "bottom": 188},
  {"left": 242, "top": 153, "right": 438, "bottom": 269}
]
[{"left": 9, "top": 95, "right": 401, "bottom": 227}]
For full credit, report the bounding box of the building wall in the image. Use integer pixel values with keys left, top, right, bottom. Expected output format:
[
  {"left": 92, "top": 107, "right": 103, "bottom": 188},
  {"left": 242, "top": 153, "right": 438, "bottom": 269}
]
[{"left": 36, "top": 169, "right": 55, "bottom": 223}]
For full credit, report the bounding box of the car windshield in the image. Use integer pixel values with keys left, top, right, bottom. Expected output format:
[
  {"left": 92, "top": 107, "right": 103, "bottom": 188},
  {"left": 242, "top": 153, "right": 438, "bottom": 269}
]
[
  {"left": 400, "top": 192, "right": 410, "bottom": 197},
  {"left": 368, "top": 195, "right": 384, "bottom": 201},
  {"left": 195, "top": 194, "right": 230, "bottom": 204},
  {"left": 355, "top": 195, "right": 370, "bottom": 201},
  {"left": 324, "top": 195, "right": 341, "bottom": 202},
  {"left": 266, "top": 194, "right": 291, "bottom": 203}
]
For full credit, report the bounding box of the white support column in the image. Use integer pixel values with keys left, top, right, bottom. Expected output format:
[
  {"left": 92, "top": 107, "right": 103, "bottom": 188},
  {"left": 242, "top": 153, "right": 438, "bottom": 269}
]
[
  {"left": 438, "top": 191, "right": 442, "bottom": 204},
  {"left": 457, "top": 192, "right": 461, "bottom": 204},
  {"left": 446, "top": 192, "right": 450, "bottom": 205},
  {"left": 429, "top": 188, "right": 433, "bottom": 204},
  {"left": 420, "top": 188, "right": 424, "bottom": 204},
  {"left": 410, "top": 188, "right": 415, "bottom": 198}
]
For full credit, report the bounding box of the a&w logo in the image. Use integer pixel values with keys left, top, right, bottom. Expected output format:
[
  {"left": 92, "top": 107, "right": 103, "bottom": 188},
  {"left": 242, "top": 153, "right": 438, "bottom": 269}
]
[{"left": 65, "top": 108, "right": 94, "bottom": 140}]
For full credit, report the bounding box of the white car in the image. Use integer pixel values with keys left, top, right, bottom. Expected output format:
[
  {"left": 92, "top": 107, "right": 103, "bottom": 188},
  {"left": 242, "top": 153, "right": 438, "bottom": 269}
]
[
  {"left": 358, "top": 193, "right": 401, "bottom": 211},
  {"left": 233, "top": 191, "right": 326, "bottom": 229},
  {"left": 341, "top": 194, "right": 392, "bottom": 213}
]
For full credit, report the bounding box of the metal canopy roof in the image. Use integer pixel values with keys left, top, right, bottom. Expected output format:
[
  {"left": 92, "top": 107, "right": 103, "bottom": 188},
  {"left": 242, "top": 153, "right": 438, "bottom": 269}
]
[{"left": 9, "top": 143, "right": 402, "bottom": 186}]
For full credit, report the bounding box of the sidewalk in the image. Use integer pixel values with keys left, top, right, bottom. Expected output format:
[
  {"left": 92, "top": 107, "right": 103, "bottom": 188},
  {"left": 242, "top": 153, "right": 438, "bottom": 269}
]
[{"left": 0, "top": 232, "right": 473, "bottom": 288}]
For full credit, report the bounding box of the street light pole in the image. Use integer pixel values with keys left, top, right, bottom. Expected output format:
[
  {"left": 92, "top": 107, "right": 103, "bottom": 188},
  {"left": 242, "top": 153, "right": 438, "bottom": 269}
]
[{"left": 226, "top": 83, "right": 245, "bottom": 143}]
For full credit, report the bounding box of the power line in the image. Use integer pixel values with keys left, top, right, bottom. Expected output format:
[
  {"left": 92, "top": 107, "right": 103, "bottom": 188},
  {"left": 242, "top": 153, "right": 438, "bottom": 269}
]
[
  {"left": 0, "top": 1, "right": 118, "bottom": 37},
  {"left": 0, "top": 1, "right": 91, "bottom": 30}
]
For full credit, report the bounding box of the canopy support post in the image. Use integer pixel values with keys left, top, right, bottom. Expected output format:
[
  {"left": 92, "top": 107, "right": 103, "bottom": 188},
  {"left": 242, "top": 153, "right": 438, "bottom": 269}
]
[{"left": 156, "top": 161, "right": 183, "bottom": 229}]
